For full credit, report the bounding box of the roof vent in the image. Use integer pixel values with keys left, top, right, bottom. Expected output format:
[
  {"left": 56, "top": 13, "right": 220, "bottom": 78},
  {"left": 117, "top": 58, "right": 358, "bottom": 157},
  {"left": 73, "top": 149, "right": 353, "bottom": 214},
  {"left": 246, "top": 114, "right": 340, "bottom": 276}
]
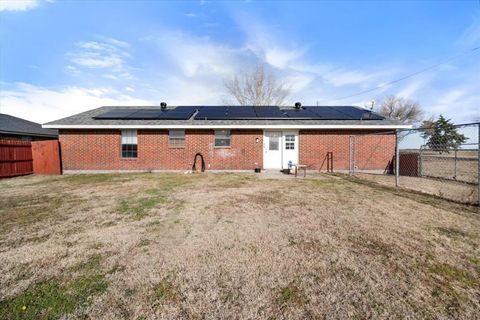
[
  {"left": 294, "top": 102, "right": 302, "bottom": 109},
  {"left": 160, "top": 102, "right": 167, "bottom": 110}
]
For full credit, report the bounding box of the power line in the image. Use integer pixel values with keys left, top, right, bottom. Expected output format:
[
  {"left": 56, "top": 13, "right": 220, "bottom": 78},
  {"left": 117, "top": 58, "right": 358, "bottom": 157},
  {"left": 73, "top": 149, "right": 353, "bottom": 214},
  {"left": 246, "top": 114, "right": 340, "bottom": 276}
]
[{"left": 324, "top": 46, "right": 480, "bottom": 102}]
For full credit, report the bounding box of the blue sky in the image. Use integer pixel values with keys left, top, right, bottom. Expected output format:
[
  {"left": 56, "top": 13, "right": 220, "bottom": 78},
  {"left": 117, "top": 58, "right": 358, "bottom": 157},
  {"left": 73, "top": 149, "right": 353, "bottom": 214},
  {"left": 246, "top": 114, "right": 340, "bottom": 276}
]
[{"left": 0, "top": 0, "right": 479, "bottom": 125}]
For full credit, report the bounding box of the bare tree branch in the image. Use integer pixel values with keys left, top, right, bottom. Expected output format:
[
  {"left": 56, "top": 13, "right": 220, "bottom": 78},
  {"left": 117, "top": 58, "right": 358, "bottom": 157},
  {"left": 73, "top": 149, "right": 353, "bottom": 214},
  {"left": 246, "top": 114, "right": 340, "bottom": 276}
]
[
  {"left": 223, "top": 64, "right": 290, "bottom": 106},
  {"left": 378, "top": 95, "right": 424, "bottom": 126}
]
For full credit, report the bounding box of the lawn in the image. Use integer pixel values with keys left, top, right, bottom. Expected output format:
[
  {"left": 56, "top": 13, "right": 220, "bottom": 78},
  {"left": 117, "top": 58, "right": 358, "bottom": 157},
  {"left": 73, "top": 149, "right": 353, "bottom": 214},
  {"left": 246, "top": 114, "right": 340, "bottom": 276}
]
[{"left": 0, "top": 172, "right": 479, "bottom": 319}]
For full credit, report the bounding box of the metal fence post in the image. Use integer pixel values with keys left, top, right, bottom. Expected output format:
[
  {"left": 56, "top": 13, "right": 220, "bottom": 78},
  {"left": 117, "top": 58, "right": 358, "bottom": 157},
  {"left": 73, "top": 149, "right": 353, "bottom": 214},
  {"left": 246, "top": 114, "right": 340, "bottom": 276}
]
[
  {"left": 419, "top": 146, "right": 423, "bottom": 177},
  {"left": 395, "top": 130, "right": 399, "bottom": 187},
  {"left": 349, "top": 136, "right": 353, "bottom": 176},
  {"left": 478, "top": 123, "right": 480, "bottom": 206},
  {"left": 454, "top": 148, "right": 457, "bottom": 180}
]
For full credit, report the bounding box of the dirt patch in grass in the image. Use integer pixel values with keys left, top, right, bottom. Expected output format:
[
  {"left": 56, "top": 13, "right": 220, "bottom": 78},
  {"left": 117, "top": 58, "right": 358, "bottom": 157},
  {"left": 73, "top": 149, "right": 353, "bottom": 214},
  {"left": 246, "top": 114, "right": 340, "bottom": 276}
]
[{"left": 0, "top": 172, "right": 479, "bottom": 319}]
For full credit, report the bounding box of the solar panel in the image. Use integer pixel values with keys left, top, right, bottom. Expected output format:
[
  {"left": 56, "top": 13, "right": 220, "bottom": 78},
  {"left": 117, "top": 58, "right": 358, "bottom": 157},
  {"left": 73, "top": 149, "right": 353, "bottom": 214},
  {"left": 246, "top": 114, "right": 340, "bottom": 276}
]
[
  {"left": 254, "top": 106, "right": 287, "bottom": 118},
  {"left": 194, "top": 106, "right": 228, "bottom": 120},
  {"left": 282, "top": 108, "right": 319, "bottom": 119},
  {"left": 335, "top": 107, "right": 384, "bottom": 120},
  {"left": 305, "top": 107, "right": 353, "bottom": 120},
  {"left": 94, "top": 105, "right": 384, "bottom": 121},
  {"left": 127, "top": 109, "right": 164, "bottom": 119},
  {"left": 158, "top": 106, "right": 197, "bottom": 120},
  {"left": 94, "top": 109, "right": 136, "bottom": 119},
  {"left": 305, "top": 107, "right": 384, "bottom": 120},
  {"left": 227, "top": 106, "right": 257, "bottom": 119}
]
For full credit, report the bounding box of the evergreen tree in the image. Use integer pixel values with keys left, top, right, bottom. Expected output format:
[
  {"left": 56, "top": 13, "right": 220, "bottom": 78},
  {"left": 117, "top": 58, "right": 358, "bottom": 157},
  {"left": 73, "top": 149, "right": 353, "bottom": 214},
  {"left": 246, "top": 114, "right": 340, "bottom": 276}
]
[{"left": 421, "top": 115, "right": 467, "bottom": 152}]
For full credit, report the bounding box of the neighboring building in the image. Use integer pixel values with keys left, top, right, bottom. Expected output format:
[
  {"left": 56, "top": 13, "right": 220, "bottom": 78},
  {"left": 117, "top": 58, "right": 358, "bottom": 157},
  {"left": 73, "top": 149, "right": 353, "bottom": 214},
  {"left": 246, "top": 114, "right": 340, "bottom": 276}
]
[
  {"left": 0, "top": 113, "right": 58, "bottom": 141},
  {"left": 43, "top": 105, "right": 409, "bottom": 173}
]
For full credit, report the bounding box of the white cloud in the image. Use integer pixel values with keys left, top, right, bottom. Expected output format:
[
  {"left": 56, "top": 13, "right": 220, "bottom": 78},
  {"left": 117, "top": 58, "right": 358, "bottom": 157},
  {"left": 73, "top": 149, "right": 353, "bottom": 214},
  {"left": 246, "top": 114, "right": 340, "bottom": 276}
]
[
  {"left": 67, "top": 38, "right": 136, "bottom": 80},
  {"left": 412, "top": 87, "right": 480, "bottom": 123},
  {"left": 457, "top": 17, "right": 480, "bottom": 48},
  {"left": 395, "top": 79, "right": 427, "bottom": 99},
  {"left": 0, "top": 82, "right": 151, "bottom": 123},
  {"left": 0, "top": 0, "right": 38, "bottom": 11},
  {"left": 70, "top": 41, "right": 128, "bottom": 69},
  {"left": 146, "top": 32, "right": 245, "bottom": 77},
  {"left": 325, "top": 69, "right": 376, "bottom": 87},
  {"left": 239, "top": 18, "right": 304, "bottom": 70},
  {"left": 263, "top": 47, "right": 301, "bottom": 69},
  {"left": 284, "top": 73, "right": 314, "bottom": 93},
  {"left": 71, "top": 55, "right": 123, "bottom": 69}
]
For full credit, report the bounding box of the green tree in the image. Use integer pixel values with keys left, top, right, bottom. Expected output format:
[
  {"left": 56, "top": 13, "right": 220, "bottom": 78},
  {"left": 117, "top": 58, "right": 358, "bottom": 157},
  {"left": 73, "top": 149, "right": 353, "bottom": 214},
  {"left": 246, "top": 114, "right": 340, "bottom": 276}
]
[{"left": 421, "top": 115, "right": 467, "bottom": 152}]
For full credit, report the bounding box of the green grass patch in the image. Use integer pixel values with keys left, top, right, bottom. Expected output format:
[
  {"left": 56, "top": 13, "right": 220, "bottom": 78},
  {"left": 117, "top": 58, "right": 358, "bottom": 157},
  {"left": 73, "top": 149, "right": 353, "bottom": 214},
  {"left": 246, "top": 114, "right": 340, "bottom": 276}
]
[
  {"left": 62, "top": 174, "right": 135, "bottom": 185},
  {"left": 116, "top": 175, "right": 192, "bottom": 219},
  {"left": 435, "top": 227, "right": 469, "bottom": 238},
  {"left": 153, "top": 275, "right": 181, "bottom": 303},
  {"left": 370, "top": 299, "right": 385, "bottom": 314},
  {"left": 208, "top": 173, "right": 255, "bottom": 188},
  {"left": 0, "top": 193, "right": 81, "bottom": 234},
  {"left": 0, "top": 254, "right": 108, "bottom": 320},
  {"left": 117, "top": 196, "right": 166, "bottom": 219},
  {"left": 137, "top": 239, "right": 152, "bottom": 247},
  {"left": 277, "top": 282, "right": 305, "bottom": 309},
  {"left": 429, "top": 263, "right": 477, "bottom": 287}
]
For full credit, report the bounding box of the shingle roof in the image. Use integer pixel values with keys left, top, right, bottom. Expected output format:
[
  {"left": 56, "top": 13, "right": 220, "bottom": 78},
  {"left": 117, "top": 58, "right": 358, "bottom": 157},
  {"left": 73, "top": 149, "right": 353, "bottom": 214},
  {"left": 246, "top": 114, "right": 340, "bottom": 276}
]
[
  {"left": 44, "top": 106, "right": 404, "bottom": 128},
  {"left": 0, "top": 113, "right": 58, "bottom": 137}
]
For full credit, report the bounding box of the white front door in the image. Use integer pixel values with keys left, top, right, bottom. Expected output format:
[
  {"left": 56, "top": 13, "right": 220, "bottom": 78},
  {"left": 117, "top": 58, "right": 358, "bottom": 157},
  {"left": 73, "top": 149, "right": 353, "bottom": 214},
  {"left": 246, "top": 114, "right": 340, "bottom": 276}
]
[
  {"left": 263, "top": 131, "right": 282, "bottom": 169},
  {"left": 263, "top": 131, "right": 299, "bottom": 169},
  {"left": 282, "top": 131, "right": 299, "bottom": 168}
]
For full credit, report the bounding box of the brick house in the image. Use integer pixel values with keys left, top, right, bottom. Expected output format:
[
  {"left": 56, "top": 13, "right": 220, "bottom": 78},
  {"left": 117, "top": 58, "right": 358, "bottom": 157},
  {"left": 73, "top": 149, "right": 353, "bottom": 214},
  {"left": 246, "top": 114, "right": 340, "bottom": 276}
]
[{"left": 43, "top": 105, "right": 409, "bottom": 173}]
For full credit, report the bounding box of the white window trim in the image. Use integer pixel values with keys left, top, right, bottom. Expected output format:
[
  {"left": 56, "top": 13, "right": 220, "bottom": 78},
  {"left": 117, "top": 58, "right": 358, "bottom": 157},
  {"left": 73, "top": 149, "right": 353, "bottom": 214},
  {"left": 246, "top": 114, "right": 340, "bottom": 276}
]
[
  {"left": 214, "top": 130, "right": 231, "bottom": 147},
  {"left": 168, "top": 130, "right": 185, "bottom": 147},
  {"left": 121, "top": 129, "right": 138, "bottom": 158}
]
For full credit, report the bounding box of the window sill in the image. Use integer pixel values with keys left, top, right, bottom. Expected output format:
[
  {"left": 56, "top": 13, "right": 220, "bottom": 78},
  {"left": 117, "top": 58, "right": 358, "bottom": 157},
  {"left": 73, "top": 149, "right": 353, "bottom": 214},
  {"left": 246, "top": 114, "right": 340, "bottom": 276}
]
[
  {"left": 121, "top": 158, "right": 138, "bottom": 160},
  {"left": 168, "top": 146, "right": 185, "bottom": 149},
  {"left": 214, "top": 146, "right": 231, "bottom": 149}
]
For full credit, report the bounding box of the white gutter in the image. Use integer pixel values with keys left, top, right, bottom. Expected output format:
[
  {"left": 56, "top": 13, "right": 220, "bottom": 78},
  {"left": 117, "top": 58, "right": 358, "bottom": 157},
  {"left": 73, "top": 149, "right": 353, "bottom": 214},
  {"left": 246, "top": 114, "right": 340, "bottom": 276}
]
[{"left": 43, "top": 124, "right": 411, "bottom": 130}]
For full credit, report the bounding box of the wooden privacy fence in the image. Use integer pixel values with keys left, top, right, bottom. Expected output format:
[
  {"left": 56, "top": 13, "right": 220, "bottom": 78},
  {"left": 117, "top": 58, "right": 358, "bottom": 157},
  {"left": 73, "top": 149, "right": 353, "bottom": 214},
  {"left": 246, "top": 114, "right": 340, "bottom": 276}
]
[
  {"left": 0, "top": 139, "right": 61, "bottom": 178},
  {"left": 0, "top": 140, "right": 33, "bottom": 178},
  {"left": 32, "top": 140, "right": 62, "bottom": 175}
]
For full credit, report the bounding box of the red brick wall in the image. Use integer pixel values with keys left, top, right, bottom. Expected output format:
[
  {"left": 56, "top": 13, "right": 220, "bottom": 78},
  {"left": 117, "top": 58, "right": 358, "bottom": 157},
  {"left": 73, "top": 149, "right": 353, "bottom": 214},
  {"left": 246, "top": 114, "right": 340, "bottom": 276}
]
[
  {"left": 59, "top": 129, "right": 395, "bottom": 172},
  {"left": 299, "top": 130, "right": 395, "bottom": 172},
  {"left": 59, "top": 129, "right": 263, "bottom": 171}
]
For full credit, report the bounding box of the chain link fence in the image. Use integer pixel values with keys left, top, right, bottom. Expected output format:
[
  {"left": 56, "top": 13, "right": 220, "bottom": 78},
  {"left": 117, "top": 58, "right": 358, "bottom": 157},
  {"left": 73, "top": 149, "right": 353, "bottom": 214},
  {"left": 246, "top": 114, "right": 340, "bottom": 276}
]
[{"left": 347, "top": 123, "right": 479, "bottom": 205}]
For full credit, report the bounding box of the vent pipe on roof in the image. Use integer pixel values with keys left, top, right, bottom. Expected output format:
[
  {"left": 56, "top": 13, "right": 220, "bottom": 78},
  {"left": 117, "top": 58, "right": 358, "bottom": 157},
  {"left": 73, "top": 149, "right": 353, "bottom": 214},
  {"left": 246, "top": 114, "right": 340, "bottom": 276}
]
[
  {"left": 294, "top": 102, "right": 302, "bottom": 109},
  {"left": 160, "top": 102, "right": 167, "bottom": 110}
]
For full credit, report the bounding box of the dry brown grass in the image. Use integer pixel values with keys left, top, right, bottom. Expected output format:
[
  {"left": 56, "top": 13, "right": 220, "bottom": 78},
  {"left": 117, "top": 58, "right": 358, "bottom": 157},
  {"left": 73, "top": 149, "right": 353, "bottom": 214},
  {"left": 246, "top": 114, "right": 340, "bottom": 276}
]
[
  {"left": 354, "top": 172, "right": 479, "bottom": 205},
  {"left": 0, "top": 172, "right": 479, "bottom": 319}
]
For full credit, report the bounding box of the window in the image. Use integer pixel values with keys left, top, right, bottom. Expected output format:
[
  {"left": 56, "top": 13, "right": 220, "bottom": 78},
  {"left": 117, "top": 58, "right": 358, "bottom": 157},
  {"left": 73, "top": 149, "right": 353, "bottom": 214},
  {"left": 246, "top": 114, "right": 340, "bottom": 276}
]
[
  {"left": 267, "top": 132, "right": 281, "bottom": 151},
  {"left": 121, "top": 130, "right": 137, "bottom": 158},
  {"left": 214, "top": 130, "right": 231, "bottom": 147},
  {"left": 169, "top": 130, "right": 185, "bottom": 147},
  {"left": 269, "top": 137, "right": 279, "bottom": 150},
  {"left": 285, "top": 135, "right": 295, "bottom": 150}
]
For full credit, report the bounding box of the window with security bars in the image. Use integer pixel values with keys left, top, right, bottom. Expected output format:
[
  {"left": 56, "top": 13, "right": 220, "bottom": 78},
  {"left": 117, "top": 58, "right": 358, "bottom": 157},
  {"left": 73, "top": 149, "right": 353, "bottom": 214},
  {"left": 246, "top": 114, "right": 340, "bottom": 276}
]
[
  {"left": 215, "top": 130, "right": 231, "bottom": 147},
  {"left": 169, "top": 130, "right": 185, "bottom": 147},
  {"left": 121, "top": 130, "right": 138, "bottom": 158},
  {"left": 285, "top": 135, "right": 295, "bottom": 150}
]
